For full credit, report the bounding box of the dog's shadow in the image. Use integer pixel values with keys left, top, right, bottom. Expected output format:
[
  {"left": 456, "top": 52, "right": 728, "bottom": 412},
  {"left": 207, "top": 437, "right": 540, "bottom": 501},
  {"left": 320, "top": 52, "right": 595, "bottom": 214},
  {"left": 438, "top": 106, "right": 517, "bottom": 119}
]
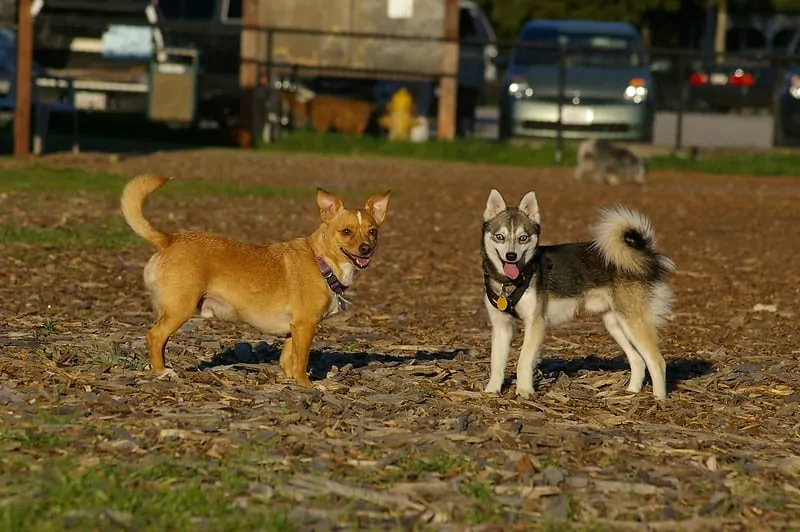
[
  {"left": 536, "top": 354, "right": 714, "bottom": 392},
  {"left": 190, "top": 341, "right": 461, "bottom": 379}
]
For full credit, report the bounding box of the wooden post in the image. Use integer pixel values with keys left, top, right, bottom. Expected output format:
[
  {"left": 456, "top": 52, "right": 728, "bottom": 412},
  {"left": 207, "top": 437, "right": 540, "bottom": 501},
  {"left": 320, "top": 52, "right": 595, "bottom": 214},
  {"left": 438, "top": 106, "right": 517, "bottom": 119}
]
[
  {"left": 437, "top": 0, "right": 459, "bottom": 140},
  {"left": 14, "top": 0, "right": 32, "bottom": 158},
  {"left": 237, "top": 0, "right": 260, "bottom": 148},
  {"left": 714, "top": 0, "right": 727, "bottom": 62}
]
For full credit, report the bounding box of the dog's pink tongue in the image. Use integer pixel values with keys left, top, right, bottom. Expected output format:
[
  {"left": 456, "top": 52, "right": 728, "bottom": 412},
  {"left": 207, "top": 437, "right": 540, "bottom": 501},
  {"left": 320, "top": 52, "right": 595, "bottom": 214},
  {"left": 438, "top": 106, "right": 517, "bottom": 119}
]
[{"left": 503, "top": 263, "right": 519, "bottom": 279}]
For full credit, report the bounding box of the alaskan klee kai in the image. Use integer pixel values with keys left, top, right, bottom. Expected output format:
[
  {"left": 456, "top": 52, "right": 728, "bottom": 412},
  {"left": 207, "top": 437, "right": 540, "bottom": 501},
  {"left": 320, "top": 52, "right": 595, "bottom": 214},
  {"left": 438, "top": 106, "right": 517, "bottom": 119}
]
[{"left": 480, "top": 189, "right": 675, "bottom": 399}]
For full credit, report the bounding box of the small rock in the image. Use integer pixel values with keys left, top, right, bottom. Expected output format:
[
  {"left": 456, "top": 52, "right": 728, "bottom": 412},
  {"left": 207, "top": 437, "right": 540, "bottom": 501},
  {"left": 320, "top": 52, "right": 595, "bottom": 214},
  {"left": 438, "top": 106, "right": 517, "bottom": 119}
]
[
  {"left": 544, "top": 494, "right": 570, "bottom": 519},
  {"left": 566, "top": 476, "right": 588, "bottom": 489},
  {"left": 541, "top": 465, "right": 566, "bottom": 486}
]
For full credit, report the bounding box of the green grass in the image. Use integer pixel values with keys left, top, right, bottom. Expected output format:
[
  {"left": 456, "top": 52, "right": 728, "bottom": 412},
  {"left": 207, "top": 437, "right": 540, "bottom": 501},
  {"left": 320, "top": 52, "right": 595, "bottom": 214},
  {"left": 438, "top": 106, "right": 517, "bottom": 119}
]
[
  {"left": 396, "top": 450, "right": 471, "bottom": 476},
  {"left": 0, "top": 164, "right": 316, "bottom": 198},
  {"left": 261, "top": 131, "right": 568, "bottom": 167},
  {"left": 0, "top": 425, "right": 293, "bottom": 531},
  {"left": 262, "top": 131, "right": 800, "bottom": 177},
  {"left": 648, "top": 152, "right": 800, "bottom": 176},
  {"left": 0, "top": 218, "right": 139, "bottom": 250},
  {"left": 0, "top": 457, "right": 293, "bottom": 531}
]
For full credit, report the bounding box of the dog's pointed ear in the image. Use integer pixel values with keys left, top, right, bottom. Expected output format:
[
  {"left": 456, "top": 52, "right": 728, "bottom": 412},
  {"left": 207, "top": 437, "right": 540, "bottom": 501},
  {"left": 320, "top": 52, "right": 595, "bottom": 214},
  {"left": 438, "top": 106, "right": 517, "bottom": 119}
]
[
  {"left": 365, "top": 190, "right": 391, "bottom": 226},
  {"left": 483, "top": 189, "right": 506, "bottom": 221},
  {"left": 316, "top": 188, "right": 344, "bottom": 222},
  {"left": 519, "top": 191, "right": 540, "bottom": 223}
]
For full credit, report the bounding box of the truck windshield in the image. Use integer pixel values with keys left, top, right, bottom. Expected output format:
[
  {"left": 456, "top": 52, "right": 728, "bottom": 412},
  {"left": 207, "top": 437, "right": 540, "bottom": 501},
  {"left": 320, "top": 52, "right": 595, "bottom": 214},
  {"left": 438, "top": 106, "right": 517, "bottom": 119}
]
[
  {"left": 158, "top": 0, "right": 216, "bottom": 20},
  {"left": 514, "top": 28, "right": 643, "bottom": 68}
]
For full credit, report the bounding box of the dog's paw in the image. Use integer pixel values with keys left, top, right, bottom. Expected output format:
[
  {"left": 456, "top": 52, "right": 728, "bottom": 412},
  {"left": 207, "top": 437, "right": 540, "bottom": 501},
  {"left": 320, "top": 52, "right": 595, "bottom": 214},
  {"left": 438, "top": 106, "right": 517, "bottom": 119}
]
[
  {"left": 626, "top": 382, "right": 644, "bottom": 393},
  {"left": 156, "top": 368, "right": 182, "bottom": 382},
  {"left": 483, "top": 381, "right": 503, "bottom": 394},
  {"left": 516, "top": 387, "right": 534, "bottom": 400}
]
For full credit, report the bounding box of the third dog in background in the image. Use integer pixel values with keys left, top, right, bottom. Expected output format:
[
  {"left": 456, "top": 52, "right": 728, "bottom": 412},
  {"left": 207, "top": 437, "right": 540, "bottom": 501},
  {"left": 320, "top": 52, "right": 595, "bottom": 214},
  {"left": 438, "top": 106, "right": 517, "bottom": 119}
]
[
  {"left": 574, "top": 139, "right": 647, "bottom": 186},
  {"left": 282, "top": 83, "right": 373, "bottom": 136}
]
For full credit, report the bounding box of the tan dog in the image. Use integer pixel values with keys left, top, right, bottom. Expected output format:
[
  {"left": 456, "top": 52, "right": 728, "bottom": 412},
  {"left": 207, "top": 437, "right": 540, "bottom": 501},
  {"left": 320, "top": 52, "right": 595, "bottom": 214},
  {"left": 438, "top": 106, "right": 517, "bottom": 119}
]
[
  {"left": 121, "top": 174, "right": 391, "bottom": 386},
  {"left": 282, "top": 84, "right": 373, "bottom": 136},
  {"left": 379, "top": 87, "right": 421, "bottom": 141}
]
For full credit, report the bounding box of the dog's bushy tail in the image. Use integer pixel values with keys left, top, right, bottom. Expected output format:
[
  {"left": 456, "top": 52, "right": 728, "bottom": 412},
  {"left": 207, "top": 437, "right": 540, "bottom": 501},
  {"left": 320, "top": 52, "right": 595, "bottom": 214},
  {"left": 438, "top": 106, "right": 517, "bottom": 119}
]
[
  {"left": 121, "top": 174, "right": 172, "bottom": 249},
  {"left": 590, "top": 205, "right": 675, "bottom": 279}
]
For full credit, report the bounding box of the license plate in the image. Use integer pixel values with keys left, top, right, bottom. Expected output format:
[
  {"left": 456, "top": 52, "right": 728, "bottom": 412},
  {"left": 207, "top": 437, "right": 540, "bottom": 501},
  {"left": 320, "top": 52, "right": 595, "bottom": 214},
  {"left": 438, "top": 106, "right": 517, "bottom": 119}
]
[
  {"left": 710, "top": 73, "right": 729, "bottom": 85},
  {"left": 75, "top": 91, "right": 107, "bottom": 110},
  {"left": 561, "top": 106, "right": 594, "bottom": 125}
]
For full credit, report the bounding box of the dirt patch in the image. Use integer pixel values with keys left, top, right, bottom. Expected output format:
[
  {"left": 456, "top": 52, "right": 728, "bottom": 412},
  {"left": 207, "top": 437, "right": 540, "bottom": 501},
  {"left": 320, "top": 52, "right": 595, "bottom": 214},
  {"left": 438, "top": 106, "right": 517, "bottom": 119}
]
[{"left": 1, "top": 150, "right": 799, "bottom": 530}]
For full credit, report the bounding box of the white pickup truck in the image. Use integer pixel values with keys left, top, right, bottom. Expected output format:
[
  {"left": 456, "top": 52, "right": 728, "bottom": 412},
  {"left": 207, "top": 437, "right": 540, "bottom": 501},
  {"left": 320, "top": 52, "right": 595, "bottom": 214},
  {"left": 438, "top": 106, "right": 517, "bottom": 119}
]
[{"left": 31, "top": 0, "right": 198, "bottom": 123}]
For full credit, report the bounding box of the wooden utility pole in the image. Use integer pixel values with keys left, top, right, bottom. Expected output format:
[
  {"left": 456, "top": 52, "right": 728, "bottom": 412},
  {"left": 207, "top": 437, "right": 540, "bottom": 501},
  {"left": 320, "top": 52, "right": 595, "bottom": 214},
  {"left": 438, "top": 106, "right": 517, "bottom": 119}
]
[
  {"left": 14, "top": 0, "right": 32, "bottom": 158},
  {"left": 437, "top": 0, "right": 459, "bottom": 140},
  {"left": 237, "top": 0, "right": 260, "bottom": 148}
]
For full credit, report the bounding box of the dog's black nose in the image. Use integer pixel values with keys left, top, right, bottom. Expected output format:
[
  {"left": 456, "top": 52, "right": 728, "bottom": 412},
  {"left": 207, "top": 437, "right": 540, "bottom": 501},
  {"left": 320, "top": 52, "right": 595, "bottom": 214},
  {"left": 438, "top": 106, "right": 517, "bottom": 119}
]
[
  {"left": 359, "top": 243, "right": 373, "bottom": 256},
  {"left": 505, "top": 252, "right": 518, "bottom": 262}
]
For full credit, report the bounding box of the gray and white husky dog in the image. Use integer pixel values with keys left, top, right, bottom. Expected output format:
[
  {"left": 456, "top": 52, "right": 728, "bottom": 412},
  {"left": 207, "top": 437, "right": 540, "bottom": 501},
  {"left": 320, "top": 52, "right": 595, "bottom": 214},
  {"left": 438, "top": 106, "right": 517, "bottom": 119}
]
[
  {"left": 480, "top": 189, "right": 675, "bottom": 400},
  {"left": 574, "top": 139, "right": 647, "bottom": 186}
]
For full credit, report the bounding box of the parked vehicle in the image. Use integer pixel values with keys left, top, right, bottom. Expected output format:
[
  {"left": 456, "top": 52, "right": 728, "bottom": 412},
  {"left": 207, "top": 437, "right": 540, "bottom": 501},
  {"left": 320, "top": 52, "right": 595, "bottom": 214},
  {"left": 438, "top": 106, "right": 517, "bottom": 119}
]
[
  {"left": 773, "top": 58, "right": 800, "bottom": 146},
  {"left": 0, "top": 28, "right": 51, "bottom": 126},
  {"left": 685, "top": 15, "right": 800, "bottom": 113},
  {"left": 496, "top": 20, "right": 655, "bottom": 142},
  {"left": 32, "top": 0, "right": 199, "bottom": 123}
]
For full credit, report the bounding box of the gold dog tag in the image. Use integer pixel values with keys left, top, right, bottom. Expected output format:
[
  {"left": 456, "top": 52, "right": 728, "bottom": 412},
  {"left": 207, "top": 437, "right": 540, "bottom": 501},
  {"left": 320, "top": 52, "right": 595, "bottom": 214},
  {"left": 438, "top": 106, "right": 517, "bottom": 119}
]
[{"left": 496, "top": 296, "right": 508, "bottom": 311}]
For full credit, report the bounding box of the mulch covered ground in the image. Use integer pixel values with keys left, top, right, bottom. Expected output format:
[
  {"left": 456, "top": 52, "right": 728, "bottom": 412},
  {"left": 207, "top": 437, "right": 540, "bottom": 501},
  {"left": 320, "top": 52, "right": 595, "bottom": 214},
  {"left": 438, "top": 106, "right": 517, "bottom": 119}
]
[{"left": 1, "top": 149, "right": 798, "bottom": 530}]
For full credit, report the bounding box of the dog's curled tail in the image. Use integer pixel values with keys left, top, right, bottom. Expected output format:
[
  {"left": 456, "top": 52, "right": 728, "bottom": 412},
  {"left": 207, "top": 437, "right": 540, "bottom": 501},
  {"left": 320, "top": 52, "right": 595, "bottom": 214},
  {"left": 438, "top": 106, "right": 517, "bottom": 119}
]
[
  {"left": 590, "top": 205, "right": 675, "bottom": 278},
  {"left": 121, "top": 174, "right": 172, "bottom": 249}
]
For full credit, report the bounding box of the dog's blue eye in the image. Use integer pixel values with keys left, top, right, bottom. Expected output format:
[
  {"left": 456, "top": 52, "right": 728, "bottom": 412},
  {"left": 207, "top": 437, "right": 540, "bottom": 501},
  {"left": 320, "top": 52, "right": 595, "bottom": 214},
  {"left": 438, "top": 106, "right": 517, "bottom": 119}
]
[
  {"left": 519, "top": 235, "right": 529, "bottom": 242},
  {"left": 494, "top": 233, "right": 505, "bottom": 241}
]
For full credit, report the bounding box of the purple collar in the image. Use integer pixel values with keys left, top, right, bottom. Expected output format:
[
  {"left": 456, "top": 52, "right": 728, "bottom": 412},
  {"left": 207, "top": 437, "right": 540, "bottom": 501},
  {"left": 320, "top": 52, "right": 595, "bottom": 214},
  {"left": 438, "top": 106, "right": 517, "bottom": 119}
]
[{"left": 315, "top": 257, "right": 348, "bottom": 295}]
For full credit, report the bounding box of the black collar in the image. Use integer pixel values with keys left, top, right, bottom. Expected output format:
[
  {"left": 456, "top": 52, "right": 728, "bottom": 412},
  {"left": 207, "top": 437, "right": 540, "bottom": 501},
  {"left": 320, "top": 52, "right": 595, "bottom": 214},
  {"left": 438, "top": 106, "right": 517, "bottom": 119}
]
[
  {"left": 316, "top": 257, "right": 348, "bottom": 296},
  {"left": 482, "top": 256, "right": 537, "bottom": 319}
]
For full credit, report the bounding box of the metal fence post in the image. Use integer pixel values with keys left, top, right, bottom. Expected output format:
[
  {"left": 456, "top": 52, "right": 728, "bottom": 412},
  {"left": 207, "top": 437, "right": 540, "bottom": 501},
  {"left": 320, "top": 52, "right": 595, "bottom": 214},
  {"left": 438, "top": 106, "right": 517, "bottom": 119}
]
[
  {"left": 555, "top": 42, "right": 566, "bottom": 164},
  {"left": 675, "top": 51, "right": 685, "bottom": 152}
]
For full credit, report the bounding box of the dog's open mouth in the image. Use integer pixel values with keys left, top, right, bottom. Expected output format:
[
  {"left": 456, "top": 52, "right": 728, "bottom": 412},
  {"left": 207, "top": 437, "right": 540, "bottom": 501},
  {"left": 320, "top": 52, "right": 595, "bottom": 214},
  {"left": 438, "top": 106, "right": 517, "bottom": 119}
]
[{"left": 341, "top": 248, "right": 371, "bottom": 269}]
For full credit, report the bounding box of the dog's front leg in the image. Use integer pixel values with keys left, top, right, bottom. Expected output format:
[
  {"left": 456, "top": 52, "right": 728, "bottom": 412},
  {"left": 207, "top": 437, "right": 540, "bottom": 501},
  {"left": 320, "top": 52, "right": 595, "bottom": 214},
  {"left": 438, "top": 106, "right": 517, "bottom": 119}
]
[
  {"left": 288, "top": 322, "right": 315, "bottom": 388},
  {"left": 484, "top": 301, "right": 514, "bottom": 394},
  {"left": 516, "top": 315, "right": 546, "bottom": 399},
  {"left": 279, "top": 336, "right": 293, "bottom": 376}
]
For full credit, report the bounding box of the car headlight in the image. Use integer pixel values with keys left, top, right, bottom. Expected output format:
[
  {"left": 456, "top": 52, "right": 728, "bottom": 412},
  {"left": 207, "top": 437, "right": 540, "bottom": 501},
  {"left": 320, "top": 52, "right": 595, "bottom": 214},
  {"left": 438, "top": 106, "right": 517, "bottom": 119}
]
[
  {"left": 789, "top": 75, "right": 800, "bottom": 99},
  {"left": 624, "top": 78, "right": 648, "bottom": 103},
  {"left": 508, "top": 79, "right": 533, "bottom": 99}
]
